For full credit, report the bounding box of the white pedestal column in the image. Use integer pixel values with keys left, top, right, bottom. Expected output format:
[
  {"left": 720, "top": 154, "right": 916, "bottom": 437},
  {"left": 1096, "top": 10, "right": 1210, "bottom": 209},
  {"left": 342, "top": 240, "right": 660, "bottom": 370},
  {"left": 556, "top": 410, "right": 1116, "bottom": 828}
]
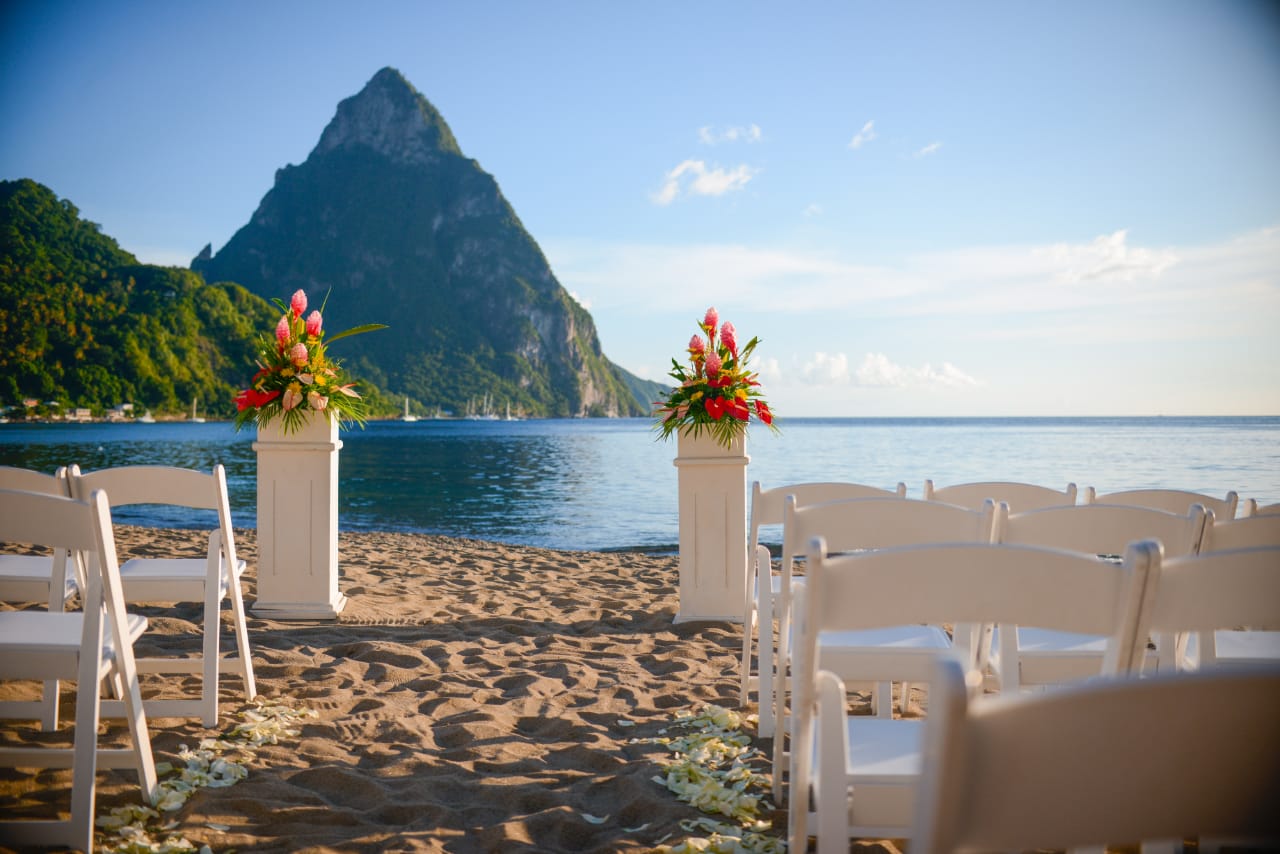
[
  {"left": 673, "top": 431, "right": 749, "bottom": 623},
  {"left": 252, "top": 414, "right": 347, "bottom": 620}
]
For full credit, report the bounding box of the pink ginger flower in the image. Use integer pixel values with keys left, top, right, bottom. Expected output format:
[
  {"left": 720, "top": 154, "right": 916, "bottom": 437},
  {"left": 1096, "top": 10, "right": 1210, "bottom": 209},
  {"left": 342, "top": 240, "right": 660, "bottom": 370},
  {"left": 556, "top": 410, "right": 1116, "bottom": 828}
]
[
  {"left": 290, "top": 342, "right": 309, "bottom": 367},
  {"left": 308, "top": 391, "right": 328, "bottom": 411},
  {"left": 275, "top": 314, "right": 291, "bottom": 349},
  {"left": 706, "top": 350, "right": 722, "bottom": 378},
  {"left": 305, "top": 310, "right": 323, "bottom": 336},
  {"left": 290, "top": 289, "right": 308, "bottom": 317},
  {"left": 720, "top": 321, "right": 738, "bottom": 357},
  {"left": 688, "top": 335, "right": 705, "bottom": 360},
  {"left": 702, "top": 306, "right": 719, "bottom": 340}
]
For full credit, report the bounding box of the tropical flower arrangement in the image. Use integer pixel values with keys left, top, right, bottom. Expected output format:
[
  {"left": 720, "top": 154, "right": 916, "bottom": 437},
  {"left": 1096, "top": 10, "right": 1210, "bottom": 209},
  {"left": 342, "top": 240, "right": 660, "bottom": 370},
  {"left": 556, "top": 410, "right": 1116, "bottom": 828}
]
[
  {"left": 233, "top": 289, "right": 385, "bottom": 434},
  {"left": 655, "top": 307, "right": 777, "bottom": 449}
]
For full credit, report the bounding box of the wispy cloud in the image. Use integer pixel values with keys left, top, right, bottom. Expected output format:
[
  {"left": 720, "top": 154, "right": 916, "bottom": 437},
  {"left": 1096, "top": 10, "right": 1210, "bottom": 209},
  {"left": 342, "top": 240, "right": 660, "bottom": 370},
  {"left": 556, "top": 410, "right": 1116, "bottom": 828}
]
[
  {"left": 848, "top": 119, "right": 877, "bottom": 150},
  {"left": 698, "top": 124, "right": 762, "bottom": 145},
  {"left": 803, "top": 203, "right": 823, "bottom": 217},
  {"left": 546, "top": 226, "right": 1276, "bottom": 323},
  {"left": 795, "top": 351, "right": 979, "bottom": 388},
  {"left": 652, "top": 160, "right": 758, "bottom": 205},
  {"left": 854, "top": 353, "right": 980, "bottom": 388},
  {"left": 914, "top": 141, "right": 943, "bottom": 157}
]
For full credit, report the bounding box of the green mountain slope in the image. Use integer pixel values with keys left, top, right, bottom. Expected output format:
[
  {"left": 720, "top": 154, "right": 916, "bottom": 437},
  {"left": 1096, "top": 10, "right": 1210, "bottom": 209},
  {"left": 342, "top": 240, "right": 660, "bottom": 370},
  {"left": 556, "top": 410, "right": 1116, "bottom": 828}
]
[{"left": 0, "top": 178, "right": 277, "bottom": 417}]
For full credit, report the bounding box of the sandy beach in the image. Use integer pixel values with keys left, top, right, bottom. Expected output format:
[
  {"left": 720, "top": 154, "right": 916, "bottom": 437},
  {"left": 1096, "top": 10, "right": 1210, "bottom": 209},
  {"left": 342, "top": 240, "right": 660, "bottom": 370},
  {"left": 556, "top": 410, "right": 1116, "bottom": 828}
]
[{"left": 0, "top": 525, "right": 905, "bottom": 853}]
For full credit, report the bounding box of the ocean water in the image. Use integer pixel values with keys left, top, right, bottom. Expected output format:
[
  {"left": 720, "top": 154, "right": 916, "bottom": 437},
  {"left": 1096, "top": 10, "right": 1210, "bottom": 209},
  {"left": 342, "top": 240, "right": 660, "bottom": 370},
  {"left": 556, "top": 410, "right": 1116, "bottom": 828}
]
[{"left": 1, "top": 416, "right": 1277, "bottom": 551}]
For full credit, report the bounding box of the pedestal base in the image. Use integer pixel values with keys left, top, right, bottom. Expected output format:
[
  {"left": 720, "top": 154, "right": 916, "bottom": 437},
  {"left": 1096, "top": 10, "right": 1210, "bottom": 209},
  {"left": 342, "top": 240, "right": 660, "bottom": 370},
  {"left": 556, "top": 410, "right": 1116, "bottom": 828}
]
[
  {"left": 252, "top": 415, "right": 345, "bottom": 621},
  {"left": 673, "top": 431, "right": 749, "bottom": 624},
  {"left": 252, "top": 592, "right": 348, "bottom": 621}
]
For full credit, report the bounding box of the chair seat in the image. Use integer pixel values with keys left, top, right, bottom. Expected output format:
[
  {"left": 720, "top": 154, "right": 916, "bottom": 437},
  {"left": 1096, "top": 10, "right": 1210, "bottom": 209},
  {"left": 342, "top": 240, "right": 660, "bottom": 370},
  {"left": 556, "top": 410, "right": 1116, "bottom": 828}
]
[
  {"left": 119, "top": 557, "right": 242, "bottom": 599},
  {"left": 0, "top": 612, "right": 148, "bottom": 680},
  {"left": 0, "top": 554, "right": 79, "bottom": 601},
  {"left": 844, "top": 717, "right": 926, "bottom": 780},
  {"left": 1182, "top": 630, "right": 1280, "bottom": 667},
  {"left": 819, "top": 626, "right": 954, "bottom": 684}
]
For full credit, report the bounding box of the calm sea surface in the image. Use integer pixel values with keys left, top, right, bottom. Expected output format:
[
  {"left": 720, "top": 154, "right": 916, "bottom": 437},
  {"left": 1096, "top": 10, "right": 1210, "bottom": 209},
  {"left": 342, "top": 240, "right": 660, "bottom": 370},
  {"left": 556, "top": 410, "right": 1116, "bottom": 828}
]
[{"left": 1, "top": 417, "right": 1276, "bottom": 551}]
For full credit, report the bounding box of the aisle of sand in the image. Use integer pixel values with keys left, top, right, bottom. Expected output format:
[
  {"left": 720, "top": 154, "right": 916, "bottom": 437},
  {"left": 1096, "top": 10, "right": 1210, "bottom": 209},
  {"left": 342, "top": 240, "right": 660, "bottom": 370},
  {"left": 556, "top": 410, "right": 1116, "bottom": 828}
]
[{"left": 2, "top": 526, "right": 910, "bottom": 853}]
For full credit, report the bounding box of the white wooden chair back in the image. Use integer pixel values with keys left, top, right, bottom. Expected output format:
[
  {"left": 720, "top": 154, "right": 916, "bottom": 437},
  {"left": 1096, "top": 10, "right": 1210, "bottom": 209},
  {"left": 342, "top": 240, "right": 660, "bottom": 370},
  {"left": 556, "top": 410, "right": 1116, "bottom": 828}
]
[
  {"left": 992, "top": 502, "right": 1207, "bottom": 686},
  {"left": 911, "top": 655, "right": 1280, "bottom": 853},
  {"left": 1133, "top": 542, "right": 1280, "bottom": 672},
  {"left": 1085, "top": 486, "right": 1238, "bottom": 521},
  {"left": 1201, "top": 510, "right": 1280, "bottom": 552},
  {"left": 0, "top": 465, "right": 79, "bottom": 604},
  {"left": 998, "top": 501, "right": 1207, "bottom": 557},
  {"left": 0, "top": 488, "right": 157, "bottom": 850},
  {"left": 924, "top": 479, "right": 1076, "bottom": 511},
  {"left": 1243, "top": 498, "right": 1280, "bottom": 517},
  {"left": 740, "top": 479, "right": 906, "bottom": 730},
  {"left": 70, "top": 464, "right": 253, "bottom": 725}
]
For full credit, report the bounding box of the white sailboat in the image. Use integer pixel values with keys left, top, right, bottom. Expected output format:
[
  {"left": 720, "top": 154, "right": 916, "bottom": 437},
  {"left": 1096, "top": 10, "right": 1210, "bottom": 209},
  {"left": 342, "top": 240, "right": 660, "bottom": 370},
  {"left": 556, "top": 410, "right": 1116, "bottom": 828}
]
[
  {"left": 191, "top": 397, "right": 205, "bottom": 423},
  {"left": 137, "top": 410, "right": 155, "bottom": 423},
  {"left": 401, "top": 397, "right": 419, "bottom": 422}
]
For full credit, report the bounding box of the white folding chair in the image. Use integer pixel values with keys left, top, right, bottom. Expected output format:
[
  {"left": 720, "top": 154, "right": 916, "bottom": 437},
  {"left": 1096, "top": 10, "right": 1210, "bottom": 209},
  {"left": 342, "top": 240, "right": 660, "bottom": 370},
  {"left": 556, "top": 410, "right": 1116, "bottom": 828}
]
[
  {"left": 71, "top": 464, "right": 256, "bottom": 726},
  {"left": 1135, "top": 542, "right": 1280, "bottom": 674},
  {"left": 739, "top": 479, "right": 907, "bottom": 736},
  {"left": 0, "top": 487, "right": 158, "bottom": 851},
  {"left": 789, "top": 538, "right": 1149, "bottom": 851},
  {"left": 1085, "top": 486, "right": 1238, "bottom": 522},
  {"left": 991, "top": 501, "right": 1207, "bottom": 688},
  {"left": 911, "top": 655, "right": 1280, "bottom": 853},
  {"left": 0, "top": 466, "right": 84, "bottom": 730},
  {"left": 772, "top": 496, "right": 995, "bottom": 803},
  {"left": 924, "top": 479, "right": 1077, "bottom": 511}
]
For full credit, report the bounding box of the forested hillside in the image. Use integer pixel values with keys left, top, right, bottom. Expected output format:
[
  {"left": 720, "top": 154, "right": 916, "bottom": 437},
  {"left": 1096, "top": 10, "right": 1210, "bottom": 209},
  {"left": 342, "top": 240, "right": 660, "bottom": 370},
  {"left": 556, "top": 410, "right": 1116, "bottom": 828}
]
[{"left": 0, "top": 178, "right": 285, "bottom": 417}]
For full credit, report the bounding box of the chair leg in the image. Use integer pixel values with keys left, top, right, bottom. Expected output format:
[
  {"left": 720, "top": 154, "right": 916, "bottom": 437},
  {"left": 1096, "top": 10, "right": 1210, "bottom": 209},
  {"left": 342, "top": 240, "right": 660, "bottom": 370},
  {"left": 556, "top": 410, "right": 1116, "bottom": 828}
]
[
  {"left": 739, "top": 606, "right": 756, "bottom": 709},
  {"left": 226, "top": 566, "right": 257, "bottom": 701},
  {"left": 758, "top": 587, "right": 776, "bottom": 738},
  {"left": 39, "top": 680, "right": 61, "bottom": 731},
  {"left": 201, "top": 580, "right": 222, "bottom": 727}
]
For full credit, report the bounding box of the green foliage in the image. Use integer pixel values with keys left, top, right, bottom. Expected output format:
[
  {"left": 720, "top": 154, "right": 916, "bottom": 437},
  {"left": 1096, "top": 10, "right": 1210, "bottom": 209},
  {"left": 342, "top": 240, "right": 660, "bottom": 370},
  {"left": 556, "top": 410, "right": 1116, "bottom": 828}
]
[{"left": 0, "top": 179, "right": 284, "bottom": 417}]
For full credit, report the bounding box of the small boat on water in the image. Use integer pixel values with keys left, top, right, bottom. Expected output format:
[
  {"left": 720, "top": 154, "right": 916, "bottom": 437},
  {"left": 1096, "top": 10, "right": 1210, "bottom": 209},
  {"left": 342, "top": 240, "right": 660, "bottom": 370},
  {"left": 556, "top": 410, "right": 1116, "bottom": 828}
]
[
  {"left": 191, "top": 397, "right": 205, "bottom": 423},
  {"left": 401, "top": 397, "right": 419, "bottom": 422},
  {"left": 137, "top": 410, "right": 156, "bottom": 423}
]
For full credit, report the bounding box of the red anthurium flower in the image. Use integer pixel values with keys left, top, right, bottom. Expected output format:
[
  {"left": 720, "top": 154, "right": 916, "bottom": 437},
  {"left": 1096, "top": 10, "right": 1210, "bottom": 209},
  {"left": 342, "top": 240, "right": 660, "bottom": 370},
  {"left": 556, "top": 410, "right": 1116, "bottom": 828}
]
[
  {"left": 729, "top": 399, "right": 751, "bottom": 420},
  {"left": 704, "top": 397, "right": 726, "bottom": 420},
  {"left": 754, "top": 400, "right": 773, "bottom": 425}
]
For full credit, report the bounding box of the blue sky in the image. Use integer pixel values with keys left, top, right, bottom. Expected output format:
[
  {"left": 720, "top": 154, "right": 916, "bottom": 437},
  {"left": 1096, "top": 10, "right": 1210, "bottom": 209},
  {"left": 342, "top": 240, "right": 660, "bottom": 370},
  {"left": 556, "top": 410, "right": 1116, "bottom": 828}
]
[{"left": 2, "top": 0, "right": 1278, "bottom": 415}]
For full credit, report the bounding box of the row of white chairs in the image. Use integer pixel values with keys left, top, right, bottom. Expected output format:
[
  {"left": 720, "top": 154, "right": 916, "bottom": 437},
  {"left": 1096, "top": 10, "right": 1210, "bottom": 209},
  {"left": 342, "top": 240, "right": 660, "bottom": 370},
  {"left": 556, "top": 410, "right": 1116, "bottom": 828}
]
[
  {"left": 0, "top": 463, "right": 256, "bottom": 728},
  {"left": 741, "top": 480, "right": 1274, "bottom": 737},
  {"left": 790, "top": 536, "right": 1280, "bottom": 851},
  {"left": 0, "top": 464, "right": 258, "bottom": 848}
]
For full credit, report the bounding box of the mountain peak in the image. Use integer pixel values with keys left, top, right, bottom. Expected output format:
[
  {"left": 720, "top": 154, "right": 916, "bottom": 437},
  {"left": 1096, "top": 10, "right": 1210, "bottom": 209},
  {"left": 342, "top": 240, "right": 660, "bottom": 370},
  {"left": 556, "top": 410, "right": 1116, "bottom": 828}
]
[{"left": 313, "top": 66, "right": 462, "bottom": 165}]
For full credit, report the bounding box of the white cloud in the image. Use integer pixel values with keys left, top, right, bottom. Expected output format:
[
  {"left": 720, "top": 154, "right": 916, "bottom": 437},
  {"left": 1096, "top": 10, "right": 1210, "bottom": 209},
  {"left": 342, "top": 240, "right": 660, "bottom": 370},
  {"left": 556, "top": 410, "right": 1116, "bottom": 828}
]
[
  {"left": 791, "top": 351, "right": 980, "bottom": 389},
  {"left": 849, "top": 119, "right": 877, "bottom": 149},
  {"left": 699, "top": 124, "right": 762, "bottom": 145},
  {"left": 1039, "top": 229, "right": 1178, "bottom": 283},
  {"left": 801, "top": 352, "right": 851, "bottom": 383},
  {"left": 569, "top": 290, "right": 591, "bottom": 309},
  {"left": 803, "top": 203, "right": 823, "bottom": 217},
  {"left": 651, "top": 160, "right": 758, "bottom": 205},
  {"left": 915, "top": 141, "right": 943, "bottom": 157}
]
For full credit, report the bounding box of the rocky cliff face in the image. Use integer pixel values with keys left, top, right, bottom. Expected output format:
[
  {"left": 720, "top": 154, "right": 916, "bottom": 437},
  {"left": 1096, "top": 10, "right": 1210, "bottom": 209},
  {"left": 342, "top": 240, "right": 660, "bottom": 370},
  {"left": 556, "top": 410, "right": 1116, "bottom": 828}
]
[{"left": 193, "top": 67, "right": 656, "bottom": 418}]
